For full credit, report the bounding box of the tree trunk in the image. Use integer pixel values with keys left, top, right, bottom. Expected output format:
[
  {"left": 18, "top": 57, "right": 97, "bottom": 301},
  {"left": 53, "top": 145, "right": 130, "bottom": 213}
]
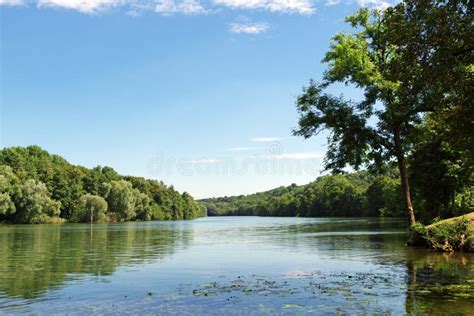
[{"left": 394, "top": 126, "right": 416, "bottom": 226}]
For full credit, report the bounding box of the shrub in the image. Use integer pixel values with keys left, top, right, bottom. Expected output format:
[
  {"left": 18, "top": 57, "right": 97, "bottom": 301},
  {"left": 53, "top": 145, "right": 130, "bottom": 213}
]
[
  {"left": 425, "top": 218, "right": 472, "bottom": 252},
  {"left": 408, "top": 217, "right": 472, "bottom": 252},
  {"left": 407, "top": 222, "right": 429, "bottom": 247}
]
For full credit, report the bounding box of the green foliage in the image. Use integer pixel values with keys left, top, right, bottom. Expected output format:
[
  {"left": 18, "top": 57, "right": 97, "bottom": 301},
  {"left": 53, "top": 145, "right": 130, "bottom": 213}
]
[
  {"left": 14, "top": 180, "right": 61, "bottom": 224},
  {"left": 293, "top": 8, "right": 420, "bottom": 225},
  {"left": 107, "top": 180, "right": 138, "bottom": 221},
  {"left": 384, "top": 0, "right": 473, "bottom": 152},
  {"left": 410, "top": 114, "right": 474, "bottom": 220},
  {"left": 0, "top": 166, "right": 20, "bottom": 217},
  {"left": 426, "top": 218, "right": 472, "bottom": 252},
  {"left": 134, "top": 192, "right": 155, "bottom": 221},
  {"left": 0, "top": 193, "right": 16, "bottom": 217},
  {"left": 407, "top": 222, "right": 429, "bottom": 247},
  {"left": 74, "top": 194, "right": 108, "bottom": 223},
  {"left": 366, "top": 176, "right": 404, "bottom": 217},
  {"left": 409, "top": 217, "right": 473, "bottom": 252},
  {"left": 454, "top": 186, "right": 474, "bottom": 215},
  {"left": 201, "top": 170, "right": 403, "bottom": 218},
  {"left": 0, "top": 146, "right": 205, "bottom": 223}
]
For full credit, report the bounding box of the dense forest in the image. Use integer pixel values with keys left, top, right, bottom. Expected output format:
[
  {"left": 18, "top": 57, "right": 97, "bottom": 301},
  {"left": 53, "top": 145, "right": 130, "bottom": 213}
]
[
  {"left": 201, "top": 166, "right": 472, "bottom": 223},
  {"left": 0, "top": 146, "right": 206, "bottom": 224}
]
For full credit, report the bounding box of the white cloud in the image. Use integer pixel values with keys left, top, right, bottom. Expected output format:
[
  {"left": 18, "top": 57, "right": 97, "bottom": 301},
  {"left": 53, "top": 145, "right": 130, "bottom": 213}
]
[
  {"left": 1, "top": 0, "right": 316, "bottom": 14},
  {"left": 155, "top": 0, "right": 208, "bottom": 15},
  {"left": 250, "top": 137, "right": 283, "bottom": 142},
  {"left": 0, "top": 0, "right": 25, "bottom": 5},
  {"left": 229, "top": 21, "right": 269, "bottom": 34},
  {"left": 0, "top": 0, "right": 396, "bottom": 18},
  {"left": 0, "top": 0, "right": 210, "bottom": 14},
  {"left": 213, "top": 0, "right": 315, "bottom": 14},
  {"left": 37, "top": 0, "right": 124, "bottom": 13},
  {"left": 357, "top": 0, "right": 391, "bottom": 10}
]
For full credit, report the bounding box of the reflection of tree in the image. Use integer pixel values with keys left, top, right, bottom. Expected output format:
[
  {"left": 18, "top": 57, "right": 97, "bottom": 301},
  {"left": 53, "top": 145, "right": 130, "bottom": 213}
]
[
  {"left": 0, "top": 222, "right": 192, "bottom": 299},
  {"left": 404, "top": 250, "right": 474, "bottom": 315},
  {"left": 251, "top": 218, "right": 474, "bottom": 314}
]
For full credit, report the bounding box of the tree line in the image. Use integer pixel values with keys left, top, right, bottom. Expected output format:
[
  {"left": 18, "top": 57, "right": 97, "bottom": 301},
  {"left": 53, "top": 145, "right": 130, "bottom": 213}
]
[
  {"left": 0, "top": 146, "right": 206, "bottom": 224},
  {"left": 201, "top": 166, "right": 472, "bottom": 221}
]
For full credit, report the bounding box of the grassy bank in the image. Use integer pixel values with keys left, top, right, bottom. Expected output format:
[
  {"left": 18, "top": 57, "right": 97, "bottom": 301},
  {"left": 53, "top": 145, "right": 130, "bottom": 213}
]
[{"left": 409, "top": 212, "right": 474, "bottom": 252}]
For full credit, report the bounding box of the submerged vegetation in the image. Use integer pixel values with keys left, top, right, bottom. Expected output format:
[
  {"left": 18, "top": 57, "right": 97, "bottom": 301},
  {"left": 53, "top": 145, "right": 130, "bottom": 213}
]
[{"left": 0, "top": 146, "right": 206, "bottom": 224}]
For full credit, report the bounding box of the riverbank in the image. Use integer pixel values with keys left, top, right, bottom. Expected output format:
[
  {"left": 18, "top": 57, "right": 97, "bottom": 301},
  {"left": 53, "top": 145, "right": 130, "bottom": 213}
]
[{"left": 410, "top": 212, "right": 474, "bottom": 252}]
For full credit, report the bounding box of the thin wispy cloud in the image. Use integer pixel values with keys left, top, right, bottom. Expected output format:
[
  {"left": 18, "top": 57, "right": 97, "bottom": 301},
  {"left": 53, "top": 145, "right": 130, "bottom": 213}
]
[
  {"left": 227, "top": 147, "right": 256, "bottom": 152},
  {"left": 250, "top": 137, "right": 283, "bottom": 142},
  {"left": 185, "top": 159, "right": 224, "bottom": 164},
  {"left": 229, "top": 22, "right": 269, "bottom": 34},
  {"left": 325, "top": 0, "right": 340, "bottom": 5}
]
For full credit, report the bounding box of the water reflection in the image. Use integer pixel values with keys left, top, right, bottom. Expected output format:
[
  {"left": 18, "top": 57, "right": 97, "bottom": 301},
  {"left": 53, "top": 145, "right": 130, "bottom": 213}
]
[
  {"left": 0, "top": 222, "right": 192, "bottom": 299},
  {"left": 0, "top": 217, "right": 473, "bottom": 314},
  {"left": 405, "top": 250, "right": 474, "bottom": 315}
]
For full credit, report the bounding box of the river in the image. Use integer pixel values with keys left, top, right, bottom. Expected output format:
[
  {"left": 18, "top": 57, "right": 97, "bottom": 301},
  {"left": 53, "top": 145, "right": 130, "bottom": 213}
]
[{"left": 0, "top": 217, "right": 473, "bottom": 314}]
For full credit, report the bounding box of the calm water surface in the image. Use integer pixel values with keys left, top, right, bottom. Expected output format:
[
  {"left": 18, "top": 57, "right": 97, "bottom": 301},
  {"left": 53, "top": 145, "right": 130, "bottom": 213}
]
[{"left": 1, "top": 217, "right": 473, "bottom": 315}]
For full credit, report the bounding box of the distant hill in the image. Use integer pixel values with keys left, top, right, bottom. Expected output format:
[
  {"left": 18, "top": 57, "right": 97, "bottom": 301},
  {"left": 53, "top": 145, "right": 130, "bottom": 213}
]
[{"left": 199, "top": 170, "right": 405, "bottom": 218}]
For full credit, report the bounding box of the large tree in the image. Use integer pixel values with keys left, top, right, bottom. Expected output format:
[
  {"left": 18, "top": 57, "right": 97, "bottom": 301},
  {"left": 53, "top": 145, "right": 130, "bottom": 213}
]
[
  {"left": 75, "top": 194, "right": 108, "bottom": 223},
  {"left": 14, "top": 180, "right": 61, "bottom": 224},
  {"left": 385, "top": 0, "right": 473, "bottom": 218},
  {"left": 293, "top": 1, "right": 472, "bottom": 226},
  {"left": 106, "top": 180, "right": 138, "bottom": 221},
  {"left": 294, "top": 9, "right": 419, "bottom": 225},
  {"left": 383, "top": 0, "right": 473, "bottom": 150}
]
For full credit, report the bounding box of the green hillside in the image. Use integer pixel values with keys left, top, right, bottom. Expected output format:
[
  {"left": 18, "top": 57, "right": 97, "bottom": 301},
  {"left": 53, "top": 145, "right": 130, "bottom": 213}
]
[
  {"left": 200, "top": 171, "right": 404, "bottom": 218},
  {"left": 0, "top": 146, "right": 206, "bottom": 224}
]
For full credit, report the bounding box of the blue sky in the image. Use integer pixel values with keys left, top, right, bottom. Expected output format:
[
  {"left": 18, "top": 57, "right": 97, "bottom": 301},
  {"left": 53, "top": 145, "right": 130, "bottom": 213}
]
[{"left": 1, "top": 0, "right": 395, "bottom": 198}]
